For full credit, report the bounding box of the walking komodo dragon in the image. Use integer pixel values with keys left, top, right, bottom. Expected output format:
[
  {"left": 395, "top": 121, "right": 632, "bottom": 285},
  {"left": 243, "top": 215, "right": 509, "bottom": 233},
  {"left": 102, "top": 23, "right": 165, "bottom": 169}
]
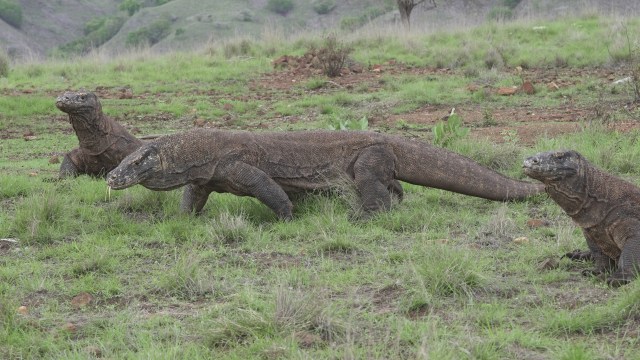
[
  {"left": 56, "top": 91, "right": 143, "bottom": 178},
  {"left": 106, "top": 129, "right": 543, "bottom": 219},
  {"left": 524, "top": 150, "right": 640, "bottom": 286}
]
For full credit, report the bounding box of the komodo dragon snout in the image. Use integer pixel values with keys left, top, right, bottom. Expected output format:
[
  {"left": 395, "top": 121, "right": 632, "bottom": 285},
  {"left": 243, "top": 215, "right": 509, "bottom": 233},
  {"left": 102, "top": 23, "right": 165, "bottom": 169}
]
[
  {"left": 56, "top": 91, "right": 99, "bottom": 115},
  {"left": 523, "top": 150, "right": 580, "bottom": 182},
  {"left": 107, "top": 146, "right": 161, "bottom": 190}
]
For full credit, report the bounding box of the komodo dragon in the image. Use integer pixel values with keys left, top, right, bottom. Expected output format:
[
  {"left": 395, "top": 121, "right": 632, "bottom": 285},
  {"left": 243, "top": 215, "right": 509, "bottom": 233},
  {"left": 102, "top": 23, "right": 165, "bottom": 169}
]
[
  {"left": 106, "top": 129, "right": 542, "bottom": 219},
  {"left": 524, "top": 150, "right": 640, "bottom": 286},
  {"left": 56, "top": 91, "right": 143, "bottom": 178}
]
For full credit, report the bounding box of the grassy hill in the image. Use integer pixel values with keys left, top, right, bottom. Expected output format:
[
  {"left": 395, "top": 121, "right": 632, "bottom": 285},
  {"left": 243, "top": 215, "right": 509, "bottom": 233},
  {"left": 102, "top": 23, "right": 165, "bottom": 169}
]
[{"left": 3, "top": 0, "right": 640, "bottom": 59}]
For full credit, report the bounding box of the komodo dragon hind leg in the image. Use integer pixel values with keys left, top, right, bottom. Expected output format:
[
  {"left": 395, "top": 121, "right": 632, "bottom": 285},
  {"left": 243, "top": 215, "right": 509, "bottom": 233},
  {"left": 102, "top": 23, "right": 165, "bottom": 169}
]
[
  {"left": 608, "top": 237, "right": 640, "bottom": 287},
  {"left": 389, "top": 179, "right": 404, "bottom": 202},
  {"left": 353, "top": 145, "right": 397, "bottom": 216}
]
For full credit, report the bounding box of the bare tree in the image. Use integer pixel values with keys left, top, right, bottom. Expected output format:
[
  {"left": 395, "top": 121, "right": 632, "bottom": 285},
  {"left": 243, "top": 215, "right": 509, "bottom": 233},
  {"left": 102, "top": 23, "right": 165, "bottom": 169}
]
[{"left": 396, "top": 0, "right": 437, "bottom": 29}]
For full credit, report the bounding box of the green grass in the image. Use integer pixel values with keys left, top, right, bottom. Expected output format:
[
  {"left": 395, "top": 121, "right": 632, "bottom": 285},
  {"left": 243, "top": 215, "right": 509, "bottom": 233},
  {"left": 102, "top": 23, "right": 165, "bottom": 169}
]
[{"left": 2, "top": 13, "right": 640, "bottom": 359}]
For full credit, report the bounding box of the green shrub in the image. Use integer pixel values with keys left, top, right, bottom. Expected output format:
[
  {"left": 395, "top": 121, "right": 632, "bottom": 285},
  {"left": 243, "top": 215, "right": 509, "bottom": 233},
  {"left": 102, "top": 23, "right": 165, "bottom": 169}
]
[
  {"left": 0, "top": 0, "right": 22, "bottom": 28},
  {"left": 502, "top": 0, "right": 522, "bottom": 9},
  {"left": 487, "top": 6, "right": 513, "bottom": 22},
  {"left": 119, "top": 0, "right": 141, "bottom": 16},
  {"left": 432, "top": 113, "right": 470, "bottom": 147},
  {"left": 0, "top": 50, "right": 8, "bottom": 77},
  {"left": 340, "top": 6, "right": 387, "bottom": 31},
  {"left": 312, "top": 0, "right": 336, "bottom": 15},
  {"left": 59, "top": 16, "right": 126, "bottom": 54},
  {"left": 126, "top": 15, "right": 172, "bottom": 47},
  {"left": 266, "top": 0, "right": 294, "bottom": 16},
  {"left": 317, "top": 34, "right": 352, "bottom": 77}
]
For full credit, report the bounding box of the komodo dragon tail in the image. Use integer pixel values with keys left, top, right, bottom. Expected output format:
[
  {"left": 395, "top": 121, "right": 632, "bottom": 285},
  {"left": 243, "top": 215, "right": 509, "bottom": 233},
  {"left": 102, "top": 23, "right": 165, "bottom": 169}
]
[{"left": 391, "top": 138, "right": 544, "bottom": 201}]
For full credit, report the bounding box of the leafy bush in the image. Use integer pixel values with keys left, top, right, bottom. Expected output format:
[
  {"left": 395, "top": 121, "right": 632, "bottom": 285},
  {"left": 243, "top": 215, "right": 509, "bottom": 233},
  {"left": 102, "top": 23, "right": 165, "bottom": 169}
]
[
  {"left": 266, "top": 0, "right": 294, "bottom": 16},
  {"left": 327, "top": 116, "right": 368, "bottom": 131},
  {"left": 0, "top": 0, "right": 22, "bottom": 28},
  {"left": 312, "top": 0, "right": 336, "bottom": 15},
  {"left": 59, "top": 16, "right": 126, "bottom": 54},
  {"left": 119, "top": 0, "right": 141, "bottom": 16},
  {"left": 432, "top": 112, "right": 470, "bottom": 147},
  {"left": 502, "top": 0, "right": 522, "bottom": 9},
  {"left": 317, "top": 34, "right": 352, "bottom": 77},
  {"left": 126, "top": 15, "right": 172, "bottom": 47},
  {"left": 0, "top": 50, "right": 8, "bottom": 77},
  {"left": 487, "top": 6, "right": 513, "bottom": 22},
  {"left": 339, "top": 6, "right": 387, "bottom": 31}
]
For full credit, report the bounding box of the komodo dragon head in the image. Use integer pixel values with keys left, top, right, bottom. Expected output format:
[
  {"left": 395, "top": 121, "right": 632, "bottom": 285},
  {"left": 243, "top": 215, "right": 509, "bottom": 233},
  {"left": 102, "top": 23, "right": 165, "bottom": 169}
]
[
  {"left": 106, "top": 145, "right": 173, "bottom": 191},
  {"left": 523, "top": 150, "right": 582, "bottom": 183},
  {"left": 56, "top": 91, "right": 102, "bottom": 117}
]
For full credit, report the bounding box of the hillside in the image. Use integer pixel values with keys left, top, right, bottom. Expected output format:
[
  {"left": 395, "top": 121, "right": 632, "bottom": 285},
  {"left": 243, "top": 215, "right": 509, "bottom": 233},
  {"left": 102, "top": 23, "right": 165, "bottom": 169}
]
[{"left": 1, "top": 0, "right": 639, "bottom": 59}]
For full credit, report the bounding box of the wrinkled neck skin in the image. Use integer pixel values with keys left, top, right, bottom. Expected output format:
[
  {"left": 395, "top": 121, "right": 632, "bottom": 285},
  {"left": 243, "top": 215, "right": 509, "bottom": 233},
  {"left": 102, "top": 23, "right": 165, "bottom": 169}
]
[
  {"left": 69, "top": 105, "right": 111, "bottom": 149},
  {"left": 544, "top": 159, "right": 591, "bottom": 219}
]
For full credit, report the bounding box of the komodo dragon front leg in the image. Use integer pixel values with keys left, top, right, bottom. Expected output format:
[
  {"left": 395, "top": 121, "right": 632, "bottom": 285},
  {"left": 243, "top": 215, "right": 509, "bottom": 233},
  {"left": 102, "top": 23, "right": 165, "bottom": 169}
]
[
  {"left": 59, "top": 149, "right": 82, "bottom": 178},
  {"left": 580, "top": 228, "right": 616, "bottom": 278},
  {"left": 353, "top": 145, "right": 399, "bottom": 216},
  {"left": 181, "top": 161, "right": 294, "bottom": 220}
]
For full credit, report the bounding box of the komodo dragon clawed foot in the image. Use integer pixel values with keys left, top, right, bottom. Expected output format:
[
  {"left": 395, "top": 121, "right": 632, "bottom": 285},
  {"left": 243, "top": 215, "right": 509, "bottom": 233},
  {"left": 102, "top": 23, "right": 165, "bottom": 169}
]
[{"left": 562, "top": 249, "right": 593, "bottom": 262}]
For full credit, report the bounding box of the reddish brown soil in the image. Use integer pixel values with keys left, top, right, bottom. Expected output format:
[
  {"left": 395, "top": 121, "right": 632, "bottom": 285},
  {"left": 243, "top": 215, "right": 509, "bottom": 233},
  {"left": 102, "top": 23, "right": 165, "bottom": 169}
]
[{"left": 253, "top": 61, "right": 640, "bottom": 144}]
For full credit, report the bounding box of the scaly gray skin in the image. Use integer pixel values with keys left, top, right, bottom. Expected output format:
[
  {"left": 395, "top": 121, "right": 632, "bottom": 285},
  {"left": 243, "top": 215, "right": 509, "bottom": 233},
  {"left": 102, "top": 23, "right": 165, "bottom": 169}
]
[
  {"left": 56, "top": 91, "right": 143, "bottom": 178},
  {"left": 106, "top": 129, "right": 543, "bottom": 220},
  {"left": 524, "top": 150, "right": 640, "bottom": 287}
]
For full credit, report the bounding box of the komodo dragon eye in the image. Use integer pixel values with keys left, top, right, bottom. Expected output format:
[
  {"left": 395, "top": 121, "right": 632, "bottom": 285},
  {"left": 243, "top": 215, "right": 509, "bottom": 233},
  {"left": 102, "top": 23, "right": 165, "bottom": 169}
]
[{"left": 79, "top": 94, "right": 86, "bottom": 101}]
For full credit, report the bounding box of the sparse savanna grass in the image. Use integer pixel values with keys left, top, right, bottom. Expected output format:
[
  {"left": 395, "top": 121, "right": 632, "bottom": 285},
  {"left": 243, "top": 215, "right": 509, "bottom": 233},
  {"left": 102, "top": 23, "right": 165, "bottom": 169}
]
[{"left": 4, "top": 14, "right": 640, "bottom": 359}]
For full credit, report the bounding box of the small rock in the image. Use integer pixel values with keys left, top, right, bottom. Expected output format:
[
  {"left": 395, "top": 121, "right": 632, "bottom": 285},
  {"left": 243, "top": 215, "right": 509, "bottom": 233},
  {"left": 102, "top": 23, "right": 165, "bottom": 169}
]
[
  {"left": 547, "top": 82, "right": 560, "bottom": 91},
  {"left": 223, "top": 103, "right": 233, "bottom": 111},
  {"left": 526, "top": 218, "right": 549, "bottom": 228},
  {"left": 520, "top": 81, "right": 536, "bottom": 95},
  {"left": 466, "top": 84, "right": 480, "bottom": 92},
  {"left": 28, "top": 172, "right": 38, "bottom": 177},
  {"left": 371, "top": 64, "right": 383, "bottom": 73},
  {"left": 17, "top": 306, "right": 28, "bottom": 315},
  {"left": 71, "top": 292, "right": 94, "bottom": 308},
  {"left": 62, "top": 322, "right": 77, "bottom": 333},
  {"left": 49, "top": 155, "right": 60, "bottom": 164},
  {"left": 349, "top": 63, "right": 364, "bottom": 73},
  {"left": 497, "top": 87, "right": 517, "bottom": 96},
  {"left": 512, "top": 236, "right": 529, "bottom": 245},
  {"left": 118, "top": 88, "right": 133, "bottom": 99}
]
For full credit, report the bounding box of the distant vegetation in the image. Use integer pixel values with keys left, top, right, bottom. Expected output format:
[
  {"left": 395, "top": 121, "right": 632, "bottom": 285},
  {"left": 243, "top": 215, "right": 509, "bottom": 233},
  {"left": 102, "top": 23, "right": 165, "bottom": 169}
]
[
  {"left": 126, "top": 14, "right": 173, "bottom": 47},
  {"left": 0, "top": 0, "right": 22, "bottom": 28},
  {"left": 266, "top": 0, "right": 295, "bottom": 16},
  {"left": 312, "top": 0, "right": 336, "bottom": 15},
  {"left": 0, "top": 49, "right": 8, "bottom": 77},
  {"left": 57, "top": 16, "right": 127, "bottom": 55},
  {"left": 119, "top": 0, "right": 142, "bottom": 16}
]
